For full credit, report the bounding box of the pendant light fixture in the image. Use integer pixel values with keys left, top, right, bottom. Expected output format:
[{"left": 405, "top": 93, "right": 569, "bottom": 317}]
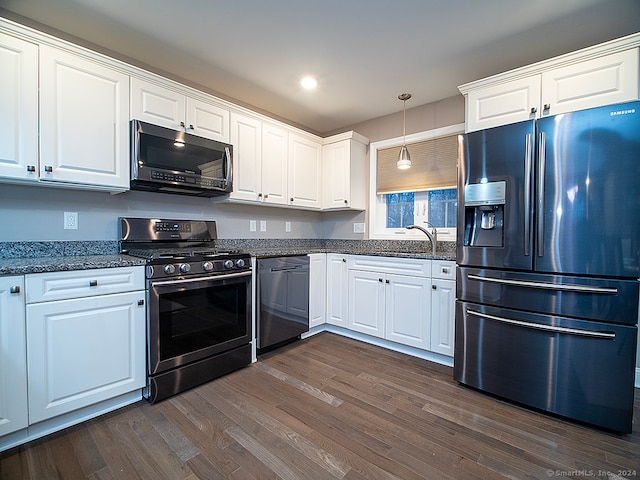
[{"left": 397, "top": 93, "right": 412, "bottom": 170}]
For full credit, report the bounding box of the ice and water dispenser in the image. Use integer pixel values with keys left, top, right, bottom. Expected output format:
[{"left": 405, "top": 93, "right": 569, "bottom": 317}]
[{"left": 462, "top": 180, "right": 505, "bottom": 247}]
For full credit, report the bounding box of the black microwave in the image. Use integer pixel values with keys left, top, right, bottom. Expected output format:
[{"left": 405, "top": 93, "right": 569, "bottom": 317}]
[{"left": 130, "top": 120, "right": 233, "bottom": 197}]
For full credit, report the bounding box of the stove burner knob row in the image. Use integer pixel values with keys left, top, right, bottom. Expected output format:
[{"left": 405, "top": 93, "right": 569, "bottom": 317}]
[{"left": 202, "top": 261, "right": 214, "bottom": 272}]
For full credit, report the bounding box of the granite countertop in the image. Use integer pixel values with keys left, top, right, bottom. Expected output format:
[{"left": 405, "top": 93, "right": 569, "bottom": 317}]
[{"left": 0, "top": 239, "right": 456, "bottom": 276}]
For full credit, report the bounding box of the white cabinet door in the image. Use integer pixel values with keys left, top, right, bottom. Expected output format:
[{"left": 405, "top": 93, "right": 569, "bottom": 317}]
[
  {"left": 186, "top": 97, "right": 229, "bottom": 142},
  {"left": 0, "top": 33, "right": 38, "bottom": 182},
  {"left": 230, "top": 112, "right": 262, "bottom": 202},
  {"left": 26, "top": 291, "right": 146, "bottom": 423},
  {"left": 348, "top": 269, "right": 385, "bottom": 338},
  {"left": 262, "top": 123, "right": 288, "bottom": 205},
  {"left": 541, "top": 49, "right": 639, "bottom": 117},
  {"left": 39, "top": 45, "right": 130, "bottom": 190},
  {"left": 466, "top": 75, "right": 541, "bottom": 132},
  {"left": 322, "top": 140, "right": 350, "bottom": 209},
  {"left": 326, "top": 254, "right": 348, "bottom": 327},
  {"left": 130, "top": 77, "right": 185, "bottom": 129},
  {"left": 289, "top": 133, "right": 321, "bottom": 209},
  {"left": 0, "top": 277, "right": 27, "bottom": 437},
  {"left": 430, "top": 279, "right": 455, "bottom": 357},
  {"left": 385, "top": 274, "right": 431, "bottom": 349},
  {"left": 308, "top": 254, "right": 326, "bottom": 328}
]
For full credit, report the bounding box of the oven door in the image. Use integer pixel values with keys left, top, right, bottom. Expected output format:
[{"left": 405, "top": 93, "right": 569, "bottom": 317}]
[{"left": 147, "top": 270, "right": 251, "bottom": 376}]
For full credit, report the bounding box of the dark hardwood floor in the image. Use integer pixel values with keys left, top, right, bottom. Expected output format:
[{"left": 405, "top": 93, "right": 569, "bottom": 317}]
[{"left": 2, "top": 332, "right": 639, "bottom": 479}]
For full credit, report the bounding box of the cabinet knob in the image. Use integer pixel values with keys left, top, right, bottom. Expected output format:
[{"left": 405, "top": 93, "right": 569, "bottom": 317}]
[
  {"left": 10, "top": 286, "right": 20, "bottom": 294},
  {"left": 543, "top": 104, "right": 551, "bottom": 112},
  {"left": 264, "top": 194, "right": 268, "bottom": 199},
  {"left": 379, "top": 278, "right": 383, "bottom": 283},
  {"left": 432, "top": 285, "right": 437, "bottom": 290},
  {"left": 44, "top": 165, "right": 53, "bottom": 173},
  {"left": 180, "top": 121, "right": 185, "bottom": 128},
  {"left": 530, "top": 107, "right": 537, "bottom": 114},
  {"left": 344, "top": 199, "right": 348, "bottom": 204},
  {"left": 442, "top": 267, "right": 449, "bottom": 274},
  {"left": 26, "top": 165, "right": 36, "bottom": 173},
  {"left": 290, "top": 198, "right": 294, "bottom": 202},
  {"left": 385, "top": 279, "right": 390, "bottom": 284},
  {"left": 258, "top": 193, "right": 262, "bottom": 198},
  {"left": 89, "top": 280, "right": 98, "bottom": 287},
  {"left": 138, "top": 299, "right": 145, "bottom": 306},
  {"left": 342, "top": 258, "right": 346, "bottom": 263},
  {"left": 189, "top": 124, "right": 194, "bottom": 130}
]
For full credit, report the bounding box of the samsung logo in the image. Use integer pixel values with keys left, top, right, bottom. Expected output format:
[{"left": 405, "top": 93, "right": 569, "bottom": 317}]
[{"left": 610, "top": 108, "right": 636, "bottom": 116}]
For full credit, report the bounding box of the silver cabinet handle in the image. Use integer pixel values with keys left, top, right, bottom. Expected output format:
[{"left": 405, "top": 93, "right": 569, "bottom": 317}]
[
  {"left": 224, "top": 146, "right": 232, "bottom": 187},
  {"left": 89, "top": 280, "right": 98, "bottom": 287},
  {"left": 466, "top": 309, "right": 615, "bottom": 339},
  {"left": 10, "top": 286, "right": 20, "bottom": 294},
  {"left": 467, "top": 273, "right": 618, "bottom": 294}
]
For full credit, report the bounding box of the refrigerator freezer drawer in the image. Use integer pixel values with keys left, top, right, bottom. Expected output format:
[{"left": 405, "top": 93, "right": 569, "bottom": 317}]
[
  {"left": 454, "top": 301, "right": 637, "bottom": 433},
  {"left": 457, "top": 267, "right": 639, "bottom": 325}
]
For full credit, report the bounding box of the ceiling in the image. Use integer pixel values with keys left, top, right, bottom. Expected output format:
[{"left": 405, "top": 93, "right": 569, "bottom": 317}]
[{"left": 2, "top": 0, "right": 639, "bottom": 135}]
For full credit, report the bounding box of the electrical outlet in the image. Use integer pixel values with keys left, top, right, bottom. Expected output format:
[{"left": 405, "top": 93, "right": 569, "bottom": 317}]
[
  {"left": 64, "top": 212, "right": 78, "bottom": 230},
  {"left": 353, "top": 222, "right": 365, "bottom": 234},
  {"left": 285, "top": 221, "right": 291, "bottom": 233},
  {"left": 249, "top": 220, "right": 257, "bottom": 232},
  {"left": 260, "top": 220, "right": 267, "bottom": 232}
]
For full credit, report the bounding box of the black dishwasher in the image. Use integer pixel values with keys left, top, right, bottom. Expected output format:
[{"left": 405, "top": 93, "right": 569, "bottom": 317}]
[{"left": 257, "top": 256, "right": 310, "bottom": 352}]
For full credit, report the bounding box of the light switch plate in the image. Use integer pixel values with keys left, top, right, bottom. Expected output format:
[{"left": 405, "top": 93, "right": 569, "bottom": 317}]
[{"left": 64, "top": 212, "right": 78, "bottom": 230}]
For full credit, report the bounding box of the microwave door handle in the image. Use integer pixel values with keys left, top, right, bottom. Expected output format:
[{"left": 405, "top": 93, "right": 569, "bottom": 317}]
[{"left": 224, "top": 146, "right": 232, "bottom": 187}]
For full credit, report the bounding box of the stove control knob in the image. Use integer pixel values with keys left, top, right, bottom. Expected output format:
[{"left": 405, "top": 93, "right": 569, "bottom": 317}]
[
  {"left": 202, "top": 261, "right": 214, "bottom": 272},
  {"left": 180, "top": 263, "right": 191, "bottom": 273},
  {"left": 224, "top": 259, "right": 234, "bottom": 269},
  {"left": 235, "top": 259, "right": 246, "bottom": 268},
  {"left": 164, "top": 264, "right": 176, "bottom": 275}
]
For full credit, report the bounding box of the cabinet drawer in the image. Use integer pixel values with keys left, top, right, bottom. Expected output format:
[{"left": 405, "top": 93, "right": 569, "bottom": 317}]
[
  {"left": 26, "top": 267, "right": 145, "bottom": 303},
  {"left": 347, "top": 255, "right": 431, "bottom": 277},
  {"left": 432, "top": 261, "right": 455, "bottom": 280}
]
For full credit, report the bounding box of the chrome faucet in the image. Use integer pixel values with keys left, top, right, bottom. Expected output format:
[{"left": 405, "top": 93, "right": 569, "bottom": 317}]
[{"left": 406, "top": 223, "right": 438, "bottom": 255}]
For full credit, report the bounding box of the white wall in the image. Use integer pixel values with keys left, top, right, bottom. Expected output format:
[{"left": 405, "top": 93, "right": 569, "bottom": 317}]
[{"left": 0, "top": 183, "right": 342, "bottom": 241}]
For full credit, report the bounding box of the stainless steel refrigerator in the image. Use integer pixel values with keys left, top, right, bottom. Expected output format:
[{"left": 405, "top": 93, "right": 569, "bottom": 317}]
[{"left": 454, "top": 101, "right": 640, "bottom": 433}]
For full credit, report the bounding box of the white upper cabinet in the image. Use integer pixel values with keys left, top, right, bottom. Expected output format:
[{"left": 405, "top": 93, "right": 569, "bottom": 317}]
[
  {"left": 461, "top": 36, "right": 640, "bottom": 132},
  {"left": 262, "top": 122, "right": 289, "bottom": 205},
  {"left": 39, "top": 45, "right": 130, "bottom": 191},
  {"left": 229, "top": 112, "right": 262, "bottom": 202},
  {"left": 322, "top": 132, "right": 368, "bottom": 210},
  {"left": 540, "top": 49, "right": 638, "bottom": 117},
  {"left": 0, "top": 32, "right": 38, "bottom": 182},
  {"left": 288, "top": 133, "right": 322, "bottom": 209},
  {"left": 131, "top": 77, "right": 229, "bottom": 142}
]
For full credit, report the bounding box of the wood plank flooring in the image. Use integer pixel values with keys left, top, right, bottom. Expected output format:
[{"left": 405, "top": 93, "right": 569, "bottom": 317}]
[{"left": 1, "top": 332, "right": 639, "bottom": 479}]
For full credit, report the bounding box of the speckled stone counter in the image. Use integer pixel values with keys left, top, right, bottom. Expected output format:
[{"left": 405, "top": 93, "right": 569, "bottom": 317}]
[
  {"left": 0, "top": 239, "right": 455, "bottom": 276},
  {"left": 0, "top": 241, "right": 146, "bottom": 276}
]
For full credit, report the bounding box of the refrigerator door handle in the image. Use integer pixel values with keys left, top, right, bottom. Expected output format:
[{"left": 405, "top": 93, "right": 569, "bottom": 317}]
[
  {"left": 466, "top": 309, "right": 616, "bottom": 339},
  {"left": 467, "top": 273, "right": 618, "bottom": 294},
  {"left": 524, "top": 133, "right": 533, "bottom": 256},
  {"left": 536, "top": 131, "right": 546, "bottom": 257}
]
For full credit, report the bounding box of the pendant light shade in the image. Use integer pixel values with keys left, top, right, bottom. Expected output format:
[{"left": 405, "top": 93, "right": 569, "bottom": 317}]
[{"left": 397, "top": 93, "right": 412, "bottom": 169}]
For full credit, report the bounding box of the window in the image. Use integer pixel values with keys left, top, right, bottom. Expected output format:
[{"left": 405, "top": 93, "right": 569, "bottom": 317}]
[{"left": 369, "top": 123, "right": 464, "bottom": 240}]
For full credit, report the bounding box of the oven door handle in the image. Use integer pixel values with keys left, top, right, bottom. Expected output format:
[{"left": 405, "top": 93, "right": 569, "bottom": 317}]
[
  {"left": 151, "top": 270, "right": 251, "bottom": 287},
  {"left": 466, "top": 309, "right": 616, "bottom": 339}
]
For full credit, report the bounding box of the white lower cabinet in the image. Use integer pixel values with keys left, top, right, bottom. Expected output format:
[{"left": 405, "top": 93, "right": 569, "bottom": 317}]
[
  {"left": 385, "top": 274, "right": 432, "bottom": 349},
  {"left": 326, "top": 254, "right": 349, "bottom": 327},
  {"left": 26, "top": 291, "right": 146, "bottom": 423},
  {"left": 348, "top": 269, "right": 385, "bottom": 337},
  {"left": 24, "top": 267, "right": 146, "bottom": 424},
  {"left": 430, "top": 261, "right": 456, "bottom": 357},
  {"left": 0, "top": 276, "right": 28, "bottom": 438},
  {"left": 308, "top": 254, "right": 326, "bottom": 328}
]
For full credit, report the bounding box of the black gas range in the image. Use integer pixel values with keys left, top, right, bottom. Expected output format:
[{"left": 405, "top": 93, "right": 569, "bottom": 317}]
[{"left": 119, "top": 217, "right": 252, "bottom": 403}]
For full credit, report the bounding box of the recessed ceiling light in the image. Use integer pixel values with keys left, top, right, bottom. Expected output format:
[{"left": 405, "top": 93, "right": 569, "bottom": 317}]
[{"left": 300, "top": 76, "right": 318, "bottom": 90}]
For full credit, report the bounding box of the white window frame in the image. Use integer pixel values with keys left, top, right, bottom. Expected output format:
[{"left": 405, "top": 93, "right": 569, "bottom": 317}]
[{"left": 368, "top": 123, "right": 464, "bottom": 241}]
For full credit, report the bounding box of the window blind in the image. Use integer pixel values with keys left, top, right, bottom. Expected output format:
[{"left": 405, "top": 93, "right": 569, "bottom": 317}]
[{"left": 377, "top": 134, "right": 459, "bottom": 194}]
